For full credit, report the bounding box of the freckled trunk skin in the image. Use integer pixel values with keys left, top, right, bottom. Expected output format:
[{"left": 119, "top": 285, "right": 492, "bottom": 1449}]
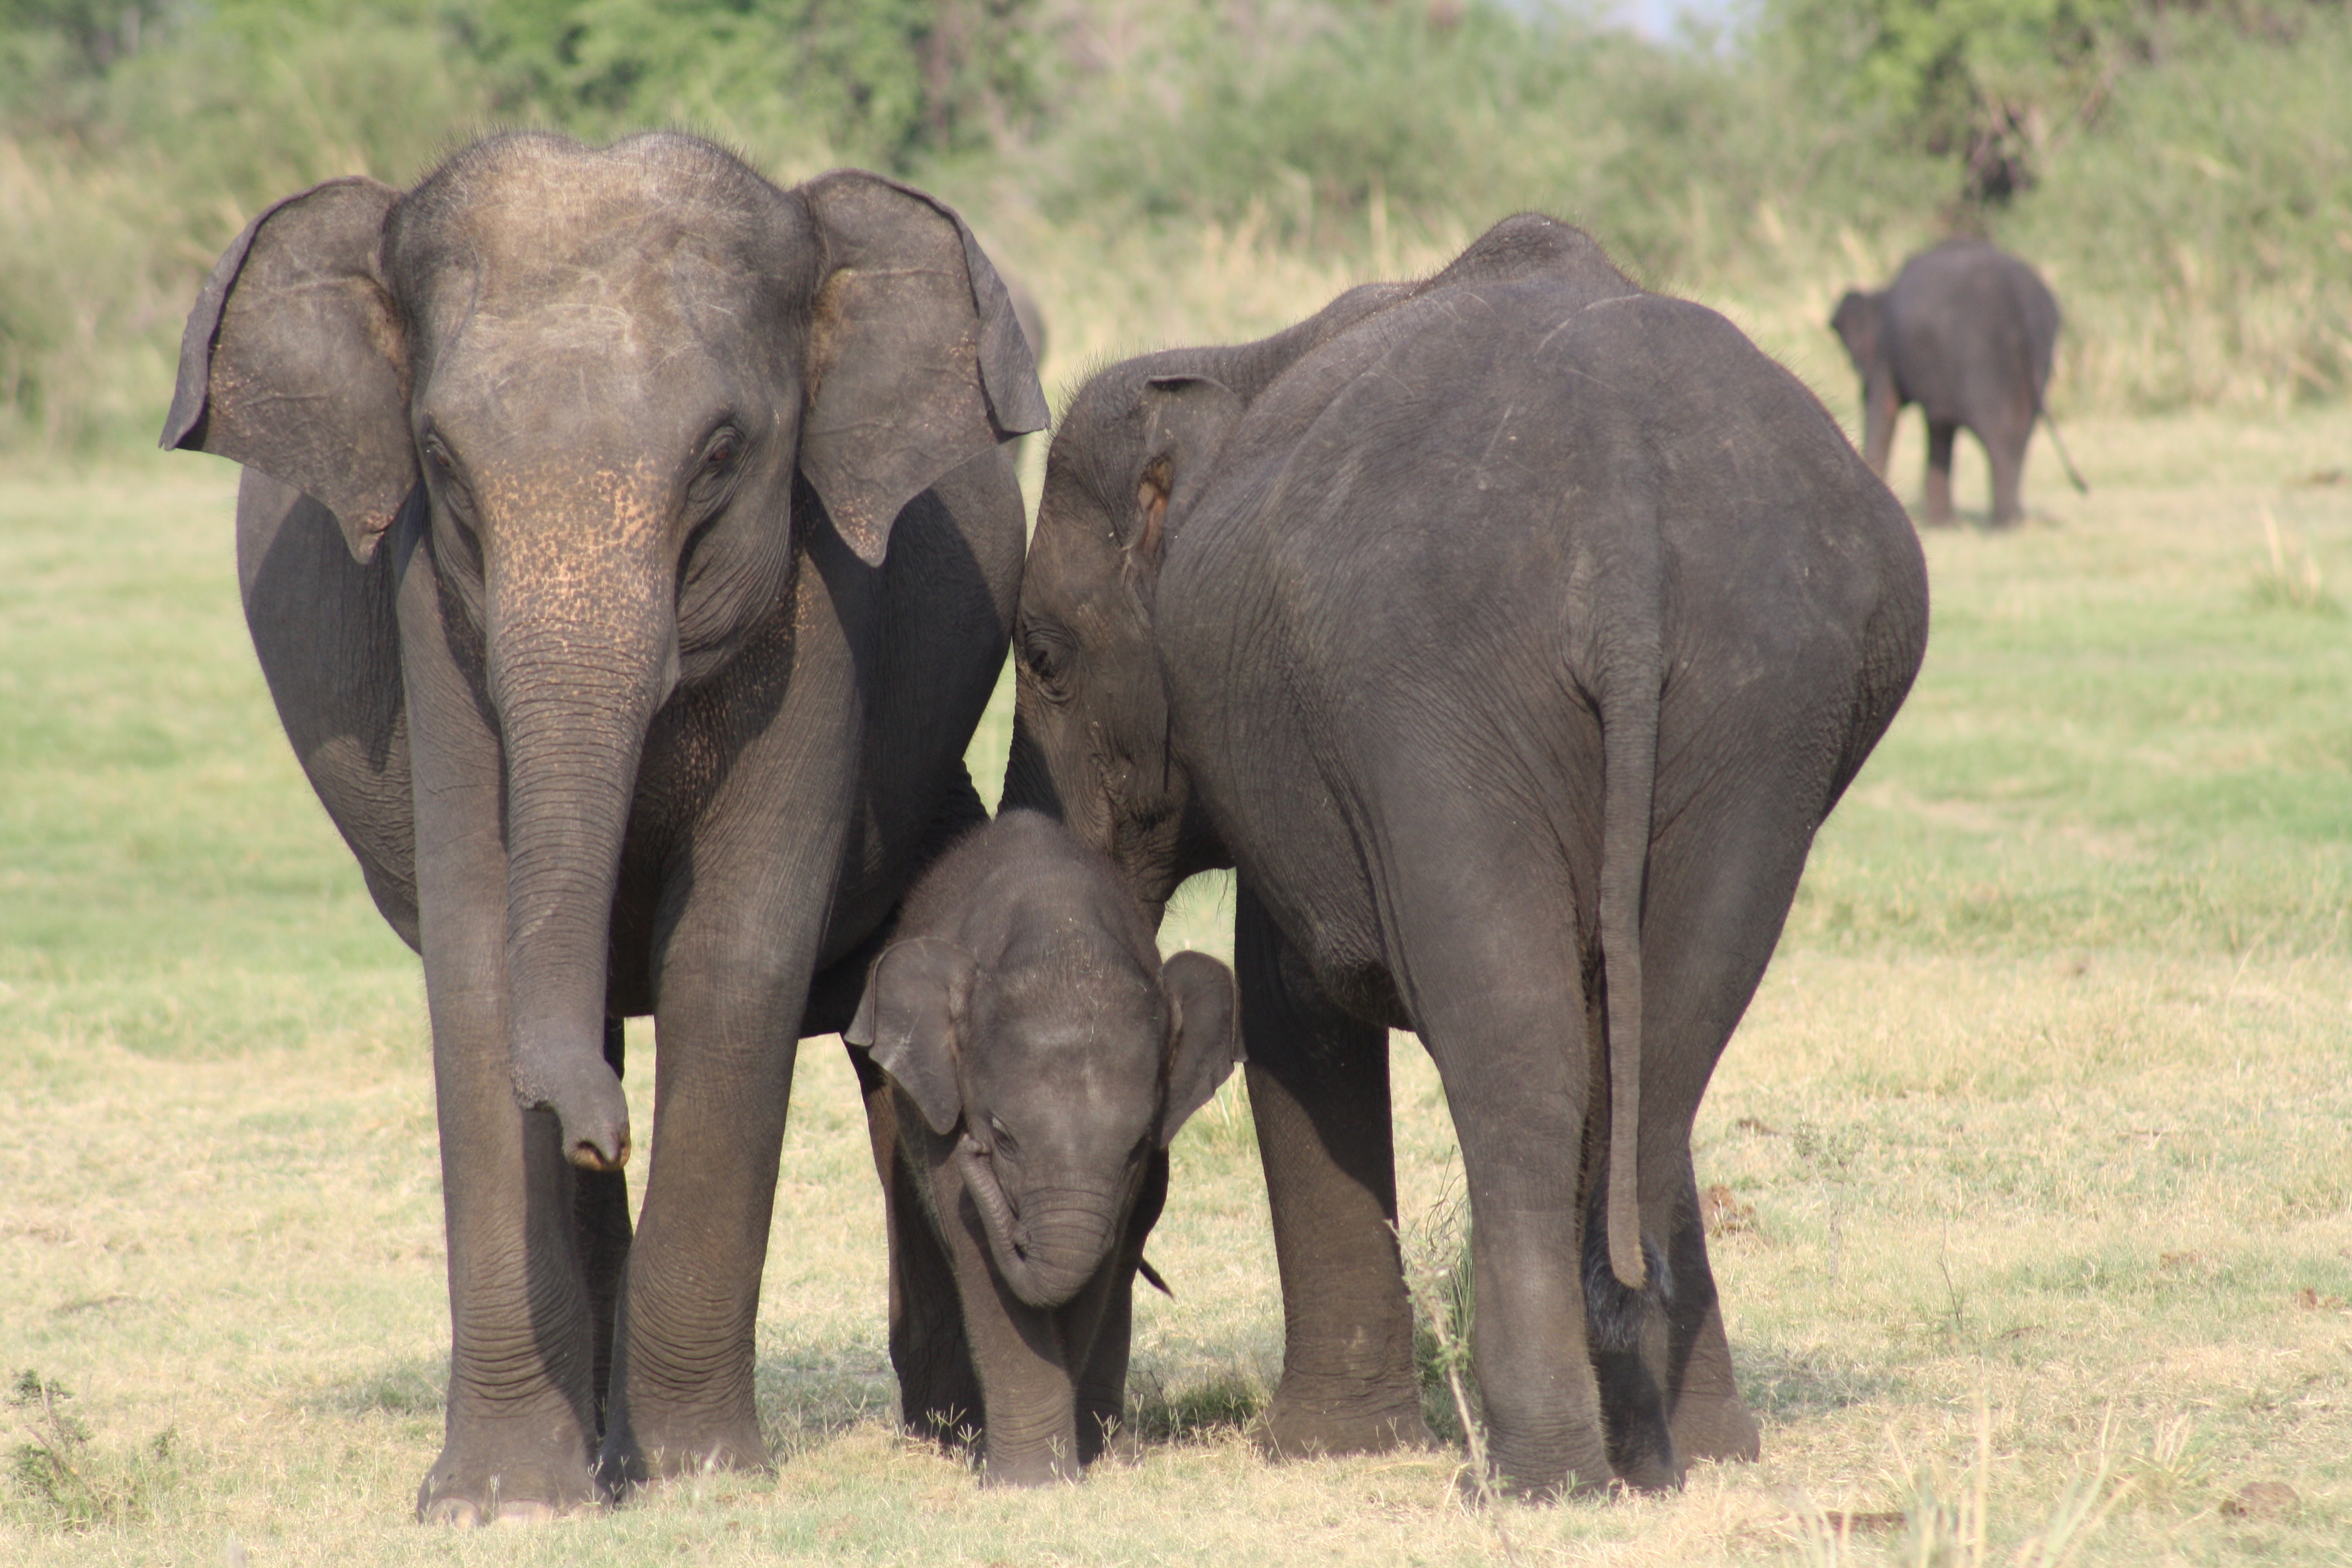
[{"left": 486, "top": 522, "right": 674, "bottom": 1171}]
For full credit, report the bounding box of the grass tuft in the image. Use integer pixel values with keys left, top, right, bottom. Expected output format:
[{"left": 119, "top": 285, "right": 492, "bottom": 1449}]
[{"left": 5, "top": 1371, "right": 177, "bottom": 1532}]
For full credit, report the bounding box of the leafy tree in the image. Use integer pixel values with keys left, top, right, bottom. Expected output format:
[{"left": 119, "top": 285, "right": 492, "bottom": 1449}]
[
  {"left": 448, "top": 0, "right": 1040, "bottom": 170},
  {"left": 1763, "top": 0, "right": 2137, "bottom": 204}
]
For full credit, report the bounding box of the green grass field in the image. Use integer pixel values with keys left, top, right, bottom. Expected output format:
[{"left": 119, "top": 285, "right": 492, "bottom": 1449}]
[{"left": 5, "top": 402, "right": 2351, "bottom": 1564}]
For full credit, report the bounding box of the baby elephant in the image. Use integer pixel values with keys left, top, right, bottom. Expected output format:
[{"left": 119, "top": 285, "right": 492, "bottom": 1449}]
[
  {"left": 848, "top": 808, "right": 1241, "bottom": 1485},
  {"left": 1832, "top": 239, "right": 2085, "bottom": 527}
]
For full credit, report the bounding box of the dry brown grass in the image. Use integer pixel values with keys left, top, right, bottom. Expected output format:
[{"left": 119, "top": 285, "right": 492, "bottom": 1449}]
[{"left": 4, "top": 399, "right": 2350, "bottom": 1561}]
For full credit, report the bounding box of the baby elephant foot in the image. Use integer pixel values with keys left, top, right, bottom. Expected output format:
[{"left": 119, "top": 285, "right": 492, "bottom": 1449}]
[
  {"left": 1254, "top": 1382, "right": 1436, "bottom": 1460},
  {"left": 415, "top": 1437, "right": 604, "bottom": 1526}
]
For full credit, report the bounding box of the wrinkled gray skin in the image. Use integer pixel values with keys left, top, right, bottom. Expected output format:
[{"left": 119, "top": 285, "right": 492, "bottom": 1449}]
[
  {"left": 161, "top": 131, "right": 1046, "bottom": 1523},
  {"left": 846, "top": 808, "right": 1240, "bottom": 1485},
  {"left": 1005, "top": 215, "right": 1928, "bottom": 1498},
  {"left": 1832, "top": 240, "right": 2062, "bottom": 528}
]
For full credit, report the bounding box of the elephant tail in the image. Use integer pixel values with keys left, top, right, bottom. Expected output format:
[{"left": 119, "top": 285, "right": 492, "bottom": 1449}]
[
  {"left": 2033, "top": 393, "right": 2091, "bottom": 495},
  {"left": 1596, "top": 586, "right": 1663, "bottom": 1292},
  {"left": 2022, "top": 336, "right": 2089, "bottom": 495}
]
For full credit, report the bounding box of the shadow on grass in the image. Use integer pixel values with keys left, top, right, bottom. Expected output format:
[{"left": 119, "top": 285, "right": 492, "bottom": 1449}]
[
  {"left": 322, "top": 1356, "right": 446, "bottom": 1419},
  {"left": 1733, "top": 1342, "right": 1893, "bottom": 1422},
  {"left": 756, "top": 1351, "right": 898, "bottom": 1459},
  {"left": 1125, "top": 1369, "right": 1267, "bottom": 1445}
]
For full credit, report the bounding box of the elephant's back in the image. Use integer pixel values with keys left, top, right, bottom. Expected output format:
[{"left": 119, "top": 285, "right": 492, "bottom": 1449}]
[
  {"left": 1176, "top": 273, "right": 1913, "bottom": 668},
  {"left": 1160, "top": 268, "right": 1924, "bottom": 835}
]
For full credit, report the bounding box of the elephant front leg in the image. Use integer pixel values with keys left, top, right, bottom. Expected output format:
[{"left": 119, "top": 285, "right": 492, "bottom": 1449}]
[
  {"left": 1067, "top": 1150, "right": 1168, "bottom": 1465},
  {"left": 1236, "top": 887, "right": 1433, "bottom": 1460},
  {"left": 575, "top": 1018, "right": 635, "bottom": 1436},
  {"left": 596, "top": 935, "right": 814, "bottom": 1489},
  {"left": 1861, "top": 379, "right": 1900, "bottom": 479},
  {"left": 404, "top": 569, "right": 604, "bottom": 1524},
  {"left": 851, "top": 1047, "right": 985, "bottom": 1448},
  {"left": 936, "top": 1186, "right": 1083, "bottom": 1486}
]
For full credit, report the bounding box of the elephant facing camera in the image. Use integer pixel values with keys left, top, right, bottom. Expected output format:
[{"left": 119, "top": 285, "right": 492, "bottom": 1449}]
[{"left": 847, "top": 808, "right": 1242, "bottom": 1486}]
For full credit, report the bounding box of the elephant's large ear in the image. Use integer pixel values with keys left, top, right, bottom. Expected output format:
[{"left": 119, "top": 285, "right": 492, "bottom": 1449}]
[
  {"left": 1131, "top": 374, "right": 1244, "bottom": 566},
  {"left": 795, "top": 171, "right": 1050, "bottom": 567},
  {"left": 847, "top": 936, "right": 975, "bottom": 1137},
  {"left": 161, "top": 177, "right": 416, "bottom": 564},
  {"left": 1157, "top": 950, "right": 1242, "bottom": 1148},
  {"left": 1829, "top": 290, "right": 1879, "bottom": 365}
]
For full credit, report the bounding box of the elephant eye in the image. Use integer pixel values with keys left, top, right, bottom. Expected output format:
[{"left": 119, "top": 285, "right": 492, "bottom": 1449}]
[
  {"left": 419, "top": 430, "right": 479, "bottom": 529},
  {"left": 1018, "top": 617, "right": 1073, "bottom": 702},
  {"left": 987, "top": 1114, "right": 1016, "bottom": 1154},
  {"left": 699, "top": 423, "right": 743, "bottom": 473}
]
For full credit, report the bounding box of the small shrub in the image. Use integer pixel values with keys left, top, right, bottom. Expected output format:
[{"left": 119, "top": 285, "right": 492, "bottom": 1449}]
[{"left": 5, "top": 1369, "right": 178, "bottom": 1532}]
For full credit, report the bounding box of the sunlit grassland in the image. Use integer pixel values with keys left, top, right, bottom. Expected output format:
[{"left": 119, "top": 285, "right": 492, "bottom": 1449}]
[{"left": 4, "top": 403, "right": 2350, "bottom": 1564}]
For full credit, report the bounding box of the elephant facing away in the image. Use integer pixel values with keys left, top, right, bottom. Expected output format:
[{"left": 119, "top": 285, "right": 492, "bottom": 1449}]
[
  {"left": 1004, "top": 215, "right": 1928, "bottom": 1498},
  {"left": 1832, "top": 239, "right": 2076, "bottom": 527},
  {"left": 848, "top": 808, "right": 1240, "bottom": 1485},
  {"left": 163, "top": 131, "right": 1045, "bottom": 1522}
]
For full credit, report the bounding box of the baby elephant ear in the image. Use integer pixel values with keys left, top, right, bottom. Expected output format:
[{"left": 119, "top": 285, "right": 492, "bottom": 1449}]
[
  {"left": 1131, "top": 374, "right": 1244, "bottom": 563},
  {"left": 1158, "top": 950, "right": 1243, "bottom": 1148},
  {"left": 161, "top": 177, "right": 416, "bottom": 564},
  {"left": 795, "top": 171, "right": 1049, "bottom": 567},
  {"left": 847, "top": 937, "right": 975, "bottom": 1137}
]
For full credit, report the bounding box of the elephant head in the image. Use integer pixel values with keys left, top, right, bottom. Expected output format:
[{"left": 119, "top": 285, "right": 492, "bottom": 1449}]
[
  {"left": 1829, "top": 287, "right": 1886, "bottom": 381},
  {"left": 1001, "top": 363, "right": 1246, "bottom": 912},
  {"left": 164, "top": 131, "right": 1046, "bottom": 1171},
  {"left": 850, "top": 931, "right": 1238, "bottom": 1310}
]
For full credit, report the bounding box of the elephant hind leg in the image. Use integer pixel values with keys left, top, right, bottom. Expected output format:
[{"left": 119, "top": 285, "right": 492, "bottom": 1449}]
[
  {"left": 1984, "top": 419, "right": 2030, "bottom": 528},
  {"left": 1584, "top": 1174, "right": 1681, "bottom": 1489}
]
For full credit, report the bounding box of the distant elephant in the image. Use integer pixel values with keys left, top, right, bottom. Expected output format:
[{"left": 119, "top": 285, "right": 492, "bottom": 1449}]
[
  {"left": 162, "top": 131, "right": 1046, "bottom": 1523},
  {"left": 847, "top": 808, "right": 1240, "bottom": 1485},
  {"left": 1831, "top": 240, "right": 2082, "bottom": 527},
  {"left": 1004, "top": 216, "right": 1928, "bottom": 1498}
]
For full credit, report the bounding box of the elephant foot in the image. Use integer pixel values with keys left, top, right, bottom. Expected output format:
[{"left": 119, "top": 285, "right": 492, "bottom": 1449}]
[
  {"left": 596, "top": 1410, "right": 771, "bottom": 1495},
  {"left": 979, "top": 1443, "right": 1084, "bottom": 1486},
  {"left": 415, "top": 1432, "right": 604, "bottom": 1526},
  {"left": 1254, "top": 1382, "right": 1436, "bottom": 1460},
  {"left": 1669, "top": 1390, "right": 1761, "bottom": 1465},
  {"left": 1472, "top": 1430, "right": 1618, "bottom": 1503}
]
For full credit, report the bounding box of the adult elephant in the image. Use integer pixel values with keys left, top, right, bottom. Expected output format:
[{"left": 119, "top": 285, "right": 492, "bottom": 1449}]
[
  {"left": 1004, "top": 216, "right": 1927, "bottom": 1497},
  {"left": 1831, "top": 239, "right": 2082, "bottom": 528},
  {"left": 162, "top": 131, "right": 1045, "bottom": 1523}
]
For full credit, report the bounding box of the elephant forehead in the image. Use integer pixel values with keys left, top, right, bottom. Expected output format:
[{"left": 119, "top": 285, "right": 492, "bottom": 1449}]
[{"left": 426, "top": 246, "right": 767, "bottom": 373}]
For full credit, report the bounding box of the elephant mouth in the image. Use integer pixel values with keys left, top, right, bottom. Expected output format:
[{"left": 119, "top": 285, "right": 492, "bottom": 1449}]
[
  {"left": 957, "top": 1134, "right": 1038, "bottom": 1297},
  {"left": 957, "top": 1133, "right": 1106, "bottom": 1310}
]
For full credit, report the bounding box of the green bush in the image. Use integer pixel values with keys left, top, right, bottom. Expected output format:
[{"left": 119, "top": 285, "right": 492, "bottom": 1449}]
[{"left": 0, "top": 0, "right": 2346, "bottom": 452}]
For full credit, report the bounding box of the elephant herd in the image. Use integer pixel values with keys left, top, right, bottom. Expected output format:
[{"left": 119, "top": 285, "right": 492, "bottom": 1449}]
[{"left": 161, "top": 128, "right": 2074, "bottom": 1518}]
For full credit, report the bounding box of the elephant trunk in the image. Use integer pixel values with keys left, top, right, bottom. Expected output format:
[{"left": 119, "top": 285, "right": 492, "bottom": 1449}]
[
  {"left": 489, "top": 529, "right": 679, "bottom": 1172},
  {"left": 958, "top": 1138, "right": 1119, "bottom": 1310}
]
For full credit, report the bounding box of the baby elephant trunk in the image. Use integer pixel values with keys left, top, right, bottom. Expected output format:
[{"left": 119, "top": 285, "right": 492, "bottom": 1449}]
[{"left": 957, "top": 1138, "right": 1122, "bottom": 1310}]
